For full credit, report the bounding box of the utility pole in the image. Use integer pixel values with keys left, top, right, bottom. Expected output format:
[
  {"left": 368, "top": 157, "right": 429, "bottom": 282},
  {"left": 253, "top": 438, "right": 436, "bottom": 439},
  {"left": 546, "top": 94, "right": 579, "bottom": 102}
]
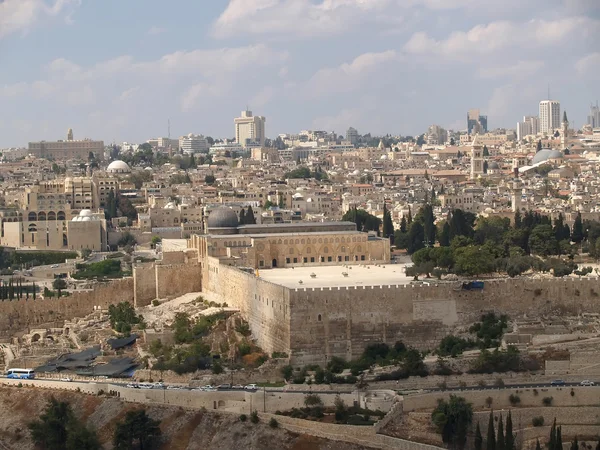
[{"left": 263, "top": 387, "right": 266, "bottom": 412}]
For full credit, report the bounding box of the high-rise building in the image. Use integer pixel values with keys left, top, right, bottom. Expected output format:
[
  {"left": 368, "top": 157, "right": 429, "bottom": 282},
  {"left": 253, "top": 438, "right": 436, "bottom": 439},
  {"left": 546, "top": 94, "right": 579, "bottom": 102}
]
[
  {"left": 517, "top": 116, "right": 540, "bottom": 141},
  {"left": 467, "top": 109, "right": 488, "bottom": 134},
  {"left": 539, "top": 100, "right": 561, "bottom": 134},
  {"left": 234, "top": 110, "right": 266, "bottom": 147},
  {"left": 346, "top": 127, "right": 359, "bottom": 145},
  {"left": 179, "top": 134, "right": 209, "bottom": 154},
  {"left": 588, "top": 103, "right": 600, "bottom": 128}
]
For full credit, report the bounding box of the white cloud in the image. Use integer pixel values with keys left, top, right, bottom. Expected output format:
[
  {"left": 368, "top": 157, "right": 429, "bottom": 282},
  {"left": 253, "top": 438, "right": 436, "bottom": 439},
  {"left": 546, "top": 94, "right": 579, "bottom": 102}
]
[
  {"left": 213, "top": 0, "right": 392, "bottom": 38},
  {"left": 148, "top": 26, "right": 166, "bottom": 35},
  {"left": 312, "top": 107, "right": 363, "bottom": 131},
  {"left": 404, "top": 17, "right": 599, "bottom": 58},
  {"left": 477, "top": 60, "right": 545, "bottom": 80},
  {"left": 0, "top": 0, "right": 80, "bottom": 39},
  {"left": 575, "top": 53, "right": 600, "bottom": 76},
  {"left": 307, "top": 50, "right": 398, "bottom": 96}
]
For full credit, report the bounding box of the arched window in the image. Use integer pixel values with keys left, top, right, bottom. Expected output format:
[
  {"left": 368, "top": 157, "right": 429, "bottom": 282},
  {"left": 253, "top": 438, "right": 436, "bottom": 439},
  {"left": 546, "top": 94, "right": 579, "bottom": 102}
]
[
  {"left": 28, "top": 212, "right": 37, "bottom": 221},
  {"left": 38, "top": 212, "right": 46, "bottom": 221},
  {"left": 324, "top": 246, "right": 329, "bottom": 254},
  {"left": 57, "top": 211, "right": 66, "bottom": 220}
]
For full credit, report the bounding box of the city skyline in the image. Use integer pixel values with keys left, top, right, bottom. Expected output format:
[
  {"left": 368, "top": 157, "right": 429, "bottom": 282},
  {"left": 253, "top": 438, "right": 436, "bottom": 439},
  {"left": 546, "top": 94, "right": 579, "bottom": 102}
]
[{"left": 0, "top": 0, "right": 598, "bottom": 147}]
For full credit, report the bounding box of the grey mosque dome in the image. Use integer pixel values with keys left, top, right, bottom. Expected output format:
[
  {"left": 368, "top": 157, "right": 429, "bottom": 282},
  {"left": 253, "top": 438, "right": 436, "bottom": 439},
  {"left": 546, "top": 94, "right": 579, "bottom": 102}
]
[
  {"left": 532, "top": 149, "right": 563, "bottom": 165},
  {"left": 488, "top": 161, "right": 500, "bottom": 170},
  {"left": 207, "top": 207, "right": 239, "bottom": 229}
]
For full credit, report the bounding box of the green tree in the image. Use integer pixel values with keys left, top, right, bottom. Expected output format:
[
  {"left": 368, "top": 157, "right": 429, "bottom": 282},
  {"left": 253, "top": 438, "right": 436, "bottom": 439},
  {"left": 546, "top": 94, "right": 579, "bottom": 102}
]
[
  {"left": 382, "top": 204, "right": 394, "bottom": 240},
  {"left": 453, "top": 246, "right": 495, "bottom": 276},
  {"left": 29, "top": 398, "right": 100, "bottom": 450},
  {"left": 570, "top": 438, "right": 578, "bottom": 450},
  {"left": 537, "top": 140, "right": 542, "bottom": 151},
  {"left": 431, "top": 395, "right": 473, "bottom": 450},
  {"left": 400, "top": 216, "right": 407, "bottom": 233},
  {"left": 205, "top": 174, "right": 216, "bottom": 184},
  {"left": 529, "top": 224, "right": 559, "bottom": 256},
  {"left": 572, "top": 212, "right": 584, "bottom": 243},
  {"left": 246, "top": 206, "right": 256, "bottom": 225},
  {"left": 483, "top": 145, "right": 489, "bottom": 157},
  {"left": 497, "top": 415, "right": 505, "bottom": 450},
  {"left": 505, "top": 410, "right": 514, "bottom": 450},
  {"left": 113, "top": 409, "right": 161, "bottom": 450},
  {"left": 52, "top": 277, "right": 67, "bottom": 298},
  {"left": 150, "top": 236, "right": 161, "bottom": 249},
  {"left": 407, "top": 221, "right": 425, "bottom": 254},
  {"left": 239, "top": 208, "right": 246, "bottom": 225},
  {"left": 536, "top": 440, "right": 541, "bottom": 450},
  {"left": 422, "top": 204, "right": 436, "bottom": 247},
  {"left": 439, "top": 221, "right": 451, "bottom": 247},
  {"left": 486, "top": 411, "right": 496, "bottom": 450},
  {"left": 475, "top": 422, "right": 483, "bottom": 450}
]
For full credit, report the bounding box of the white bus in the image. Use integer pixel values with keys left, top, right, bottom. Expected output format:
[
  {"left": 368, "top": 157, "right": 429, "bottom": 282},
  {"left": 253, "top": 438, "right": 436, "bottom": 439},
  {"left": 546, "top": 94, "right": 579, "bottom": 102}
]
[{"left": 6, "top": 368, "right": 35, "bottom": 379}]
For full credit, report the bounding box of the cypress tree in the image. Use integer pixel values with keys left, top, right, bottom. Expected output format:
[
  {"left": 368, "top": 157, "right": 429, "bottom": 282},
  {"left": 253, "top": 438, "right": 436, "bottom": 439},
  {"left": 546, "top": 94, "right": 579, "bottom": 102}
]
[
  {"left": 556, "top": 426, "right": 563, "bottom": 450},
  {"left": 497, "top": 415, "right": 505, "bottom": 450},
  {"left": 572, "top": 212, "right": 584, "bottom": 243},
  {"left": 400, "top": 216, "right": 407, "bottom": 233},
  {"left": 33, "top": 283, "right": 37, "bottom": 300},
  {"left": 549, "top": 418, "right": 557, "bottom": 450},
  {"left": 505, "top": 411, "right": 514, "bottom": 450},
  {"left": 439, "top": 221, "right": 451, "bottom": 247},
  {"left": 486, "top": 412, "right": 496, "bottom": 450},
  {"left": 239, "top": 208, "right": 246, "bottom": 225},
  {"left": 246, "top": 206, "right": 256, "bottom": 224},
  {"left": 514, "top": 210, "right": 522, "bottom": 229},
  {"left": 536, "top": 440, "right": 542, "bottom": 450},
  {"left": 407, "top": 206, "right": 412, "bottom": 225},
  {"left": 570, "top": 438, "right": 578, "bottom": 450},
  {"left": 596, "top": 441, "right": 600, "bottom": 450},
  {"left": 475, "top": 422, "right": 483, "bottom": 450}
]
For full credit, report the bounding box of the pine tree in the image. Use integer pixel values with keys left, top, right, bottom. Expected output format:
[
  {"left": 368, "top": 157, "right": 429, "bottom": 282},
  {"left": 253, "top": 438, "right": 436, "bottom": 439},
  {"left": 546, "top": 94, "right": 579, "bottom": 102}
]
[
  {"left": 497, "top": 415, "right": 505, "bottom": 450},
  {"left": 246, "top": 206, "right": 256, "bottom": 225},
  {"left": 475, "top": 422, "right": 483, "bottom": 450},
  {"left": 572, "top": 212, "right": 584, "bottom": 243},
  {"left": 239, "top": 208, "right": 246, "bottom": 225},
  {"left": 505, "top": 411, "right": 514, "bottom": 450},
  {"left": 486, "top": 412, "right": 496, "bottom": 450}
]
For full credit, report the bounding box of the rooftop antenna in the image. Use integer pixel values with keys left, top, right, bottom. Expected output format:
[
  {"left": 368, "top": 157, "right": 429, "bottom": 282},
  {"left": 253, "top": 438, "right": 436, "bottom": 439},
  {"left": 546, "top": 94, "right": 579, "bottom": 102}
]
[
  {"left": 547, "top": 85, "right": 550, "bottom": 100},
  {"left": 168, "top": 119, "right": 171, "bottom": 139}
]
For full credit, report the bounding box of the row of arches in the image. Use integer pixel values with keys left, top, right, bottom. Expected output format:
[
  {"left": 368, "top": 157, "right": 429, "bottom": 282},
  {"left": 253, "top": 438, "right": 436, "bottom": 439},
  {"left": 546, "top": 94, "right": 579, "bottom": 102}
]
[{"left": 27, "top": 211, "right": 66, "bottom": 221}]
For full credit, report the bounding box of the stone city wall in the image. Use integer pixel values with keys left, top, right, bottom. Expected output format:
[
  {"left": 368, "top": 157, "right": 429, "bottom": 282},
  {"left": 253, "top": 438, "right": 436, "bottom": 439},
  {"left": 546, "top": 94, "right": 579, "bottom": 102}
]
[
  {"left": 0, "top": 278, "right": 134, "bottom": 336},
  {"left": 155, "top": 263, "right": 201, "bottom": 300},
  {"left": 286, "top": 277, "right": 600, "bottom": 365},
  {"left": 204, "top": 258, "right": 291, "bottom": 355}
]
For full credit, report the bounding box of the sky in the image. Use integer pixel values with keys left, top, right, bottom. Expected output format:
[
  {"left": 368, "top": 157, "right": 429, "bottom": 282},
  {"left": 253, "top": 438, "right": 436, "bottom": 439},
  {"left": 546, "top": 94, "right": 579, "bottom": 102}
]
[{"left": 0, "top": 0, "right": 598, "bottom": 147}]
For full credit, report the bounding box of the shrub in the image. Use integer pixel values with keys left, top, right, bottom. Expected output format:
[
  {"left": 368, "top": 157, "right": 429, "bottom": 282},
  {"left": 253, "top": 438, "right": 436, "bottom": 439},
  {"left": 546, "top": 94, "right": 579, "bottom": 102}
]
[
  {"left": 495, "top": 378, "right": 505, "bottom": 388},
  {"left": 570, "top": 389, "right": 575, "bottom": 397},
  {"left": 532, "top": 416, "right": 544, "bottom": 427},
  {"left": 542, "top": 396, "right": 553, "bottom": 406},
  {"left": 533, "top": 388, "right": 538, "bottom": 396},
  {"left": 17, "top": 383, "right": 22, "bottom": 388},
  {"left": 250, "top": 411, "right": 259, "bottom": 424},
  {"left": 239, "top": 414, "right": 247, "bottom": 422},
  {"left": 272, "top": 352, "right": 289, "bottom": 359},
  {"left": 152, "top": 300, "right": 159, "bottom": 307},
  {"left": 269, "top": 418, "right": 279, "bottom": 428},
  {"left": 478, "top": 380, "right": 487, "bottom": 387},
  {"left": 304, "top": 394, "right": 323, "bottom": 407},
  {"left": 485, "top": 396, "right": 493, "bottom": 408},
  {"left": 281, "top": 365, "right": 294, "bottom": 380},
  {"left": 509, "top": 394, "right": 521, "bottom": 405}
]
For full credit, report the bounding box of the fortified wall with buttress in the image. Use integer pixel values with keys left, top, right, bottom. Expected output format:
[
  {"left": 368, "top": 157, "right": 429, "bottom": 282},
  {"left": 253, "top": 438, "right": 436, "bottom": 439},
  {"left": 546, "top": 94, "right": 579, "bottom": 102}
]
[{"left": 202, "top": 258, "right": 600, "bottom": 366}]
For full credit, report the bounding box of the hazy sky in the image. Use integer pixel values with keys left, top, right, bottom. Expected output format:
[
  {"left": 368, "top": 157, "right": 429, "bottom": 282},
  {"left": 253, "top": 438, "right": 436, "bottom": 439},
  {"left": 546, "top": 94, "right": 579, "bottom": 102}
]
[{"left": 0, "top": 0, "right": 598, "bottom": 147}]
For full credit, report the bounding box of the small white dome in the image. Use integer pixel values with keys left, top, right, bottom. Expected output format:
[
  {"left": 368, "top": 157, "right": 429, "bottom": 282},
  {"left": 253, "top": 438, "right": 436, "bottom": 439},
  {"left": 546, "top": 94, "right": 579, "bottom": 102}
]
[
  {"left": 79, "top": 209, "right": 92, "bottom": 217},
  {"left": 107, "top": 160, "right": 131, "bottom": 173},
  {"left": 82, "top": 216, "right": 92, "bottom": 222}
]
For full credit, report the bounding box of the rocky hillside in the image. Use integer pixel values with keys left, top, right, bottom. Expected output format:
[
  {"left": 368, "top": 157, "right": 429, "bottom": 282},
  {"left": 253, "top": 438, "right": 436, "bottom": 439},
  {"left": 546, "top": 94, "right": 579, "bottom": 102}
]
[{"left": 0, "top": 387, "right": 375, "bottom": 450}]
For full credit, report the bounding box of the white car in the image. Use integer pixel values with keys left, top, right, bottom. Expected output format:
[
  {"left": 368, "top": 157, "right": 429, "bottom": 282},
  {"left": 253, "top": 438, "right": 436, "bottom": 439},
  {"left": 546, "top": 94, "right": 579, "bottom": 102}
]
[
  {"left": 245, "top": 384, "right": 258, "bottom": 390},
  {"left": 580, "top": 380, "right": 595, "bottom": 386},
  {"left": 60, "top": 377, "right": 72, "bottom": 382},
  {"left": 51, "top": 264, "right": 59, "bottom": 268},
  {"left": 126, "top": 383, "right": 137, "bottom": 388},
  {"left": 167, "top": 385, "right": 183, "bottom": 390}
]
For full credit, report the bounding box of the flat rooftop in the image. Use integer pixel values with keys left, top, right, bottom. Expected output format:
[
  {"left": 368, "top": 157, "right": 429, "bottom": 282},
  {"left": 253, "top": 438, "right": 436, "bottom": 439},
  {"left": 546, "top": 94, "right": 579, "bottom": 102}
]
[{"left": 258, "top": 263, "right": 414, "bottom": 288}]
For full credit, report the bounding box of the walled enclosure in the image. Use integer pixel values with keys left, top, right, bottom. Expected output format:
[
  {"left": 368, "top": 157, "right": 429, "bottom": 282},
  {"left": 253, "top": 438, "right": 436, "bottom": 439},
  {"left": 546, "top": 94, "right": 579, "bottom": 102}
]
[
  {"left": 203, "top": 259, "right": 600, "bottom": 366},
  {"left": 0, "top": 263, "right": 201, "bottom": 337}
]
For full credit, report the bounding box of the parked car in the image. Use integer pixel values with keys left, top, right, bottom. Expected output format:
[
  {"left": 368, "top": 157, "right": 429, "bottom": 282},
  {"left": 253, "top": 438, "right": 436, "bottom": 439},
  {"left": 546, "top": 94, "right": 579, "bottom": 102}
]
[
  {"left": 167, "top": 385, "right": 183, "bottom": 390},
  {"left": 580, "top": 380, "right": 595, "bottom": 386},
  {"left": 217, "top": 384, "right": 232, "bottom": 390},
  {"left": 126, "top": 383, "right": 138, "bottom": 389},
  {"left": 232, "top": 385, "right": 244, "bottom": 390},
  {"left": 51, "top": 264, "right": 59, "bottom": 268},
  {"left": 59, "top": 377, "right": 72, "bottom": 382},
  {"left": 245, "top": 384, "right": 258, "bottom": 390},
  {"left": 551, "top": 380, "right": 566, "bottom": 386}
]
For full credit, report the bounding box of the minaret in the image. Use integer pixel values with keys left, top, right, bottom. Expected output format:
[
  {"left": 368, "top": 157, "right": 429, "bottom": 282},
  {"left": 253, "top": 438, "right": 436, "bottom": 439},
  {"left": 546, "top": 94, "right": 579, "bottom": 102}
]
[
  {"left": 511, "top": 179, "right": 523, "bottom": 213},
  {"left": 561, "top": 111, "right": 569, "bottom": 148},
  {"left": 470, "top": 135, "right": 484, "bottom": 180},
  {"left": 67, "top": 128, "right": 73, "bottom": 141}
]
